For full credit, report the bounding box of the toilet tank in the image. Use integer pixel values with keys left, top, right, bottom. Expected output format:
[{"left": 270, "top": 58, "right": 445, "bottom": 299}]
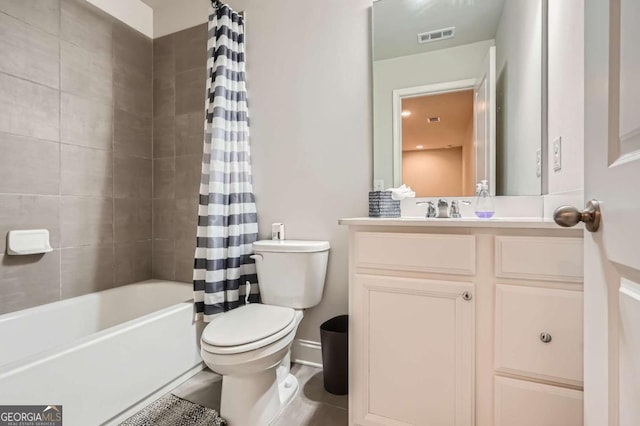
[{"left": 252, "top": 240, "right": 330, "bottom": 309}]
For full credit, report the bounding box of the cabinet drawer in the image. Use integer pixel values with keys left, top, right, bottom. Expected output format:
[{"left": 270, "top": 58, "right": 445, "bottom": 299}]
[
  {"left": 495, "top": 236, "right": 583, "bottom": 282},
  {"left": 495, "top": 284, "right": 583, "bottom": 385},
  {"left": 495, "top": 376, "right": 583, "bottom": 426},
  {"left": 354, "top": 232, "right": 476, "bottom": 275}
]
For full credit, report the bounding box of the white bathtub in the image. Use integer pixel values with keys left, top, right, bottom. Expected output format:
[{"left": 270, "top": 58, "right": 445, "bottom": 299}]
[{"left": 0, "top": 280, "right": 206, "bottom": 425}]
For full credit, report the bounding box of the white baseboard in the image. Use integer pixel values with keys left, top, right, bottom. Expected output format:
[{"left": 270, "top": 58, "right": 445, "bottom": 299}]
[
  {"left": 291, "top": 339, "right": 323, "bottom": 368},
  {"left": 104, "top": 363, "right": 207, "bottom": 425}
]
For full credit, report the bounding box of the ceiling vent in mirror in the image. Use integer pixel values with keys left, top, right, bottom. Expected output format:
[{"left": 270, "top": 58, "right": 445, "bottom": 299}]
[{"left": 417, "top": 27, "right": 456, "bottom": 44}]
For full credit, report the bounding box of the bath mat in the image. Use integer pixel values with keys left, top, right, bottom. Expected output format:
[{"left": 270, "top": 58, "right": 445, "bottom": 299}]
[{"left": 120, "top": 394, "right": 226, "bottom": 426}]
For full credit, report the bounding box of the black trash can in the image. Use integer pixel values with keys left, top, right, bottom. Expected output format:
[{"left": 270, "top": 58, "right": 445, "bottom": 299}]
[{"left": 320, "top": 315, "right": 349, "bottom": 395}]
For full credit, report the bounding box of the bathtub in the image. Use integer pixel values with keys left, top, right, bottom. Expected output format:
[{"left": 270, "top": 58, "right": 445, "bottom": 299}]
[{"left": 0, "top": 280, "right": 206, "bottom": 425}]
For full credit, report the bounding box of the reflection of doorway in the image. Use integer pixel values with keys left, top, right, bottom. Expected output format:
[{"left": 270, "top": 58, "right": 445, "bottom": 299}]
[
  {"left": 392, "top": 46, "right": 496, "bottom": 196},
  {"left": 401, "top": 90, "right": 475, "bottom": 197}
]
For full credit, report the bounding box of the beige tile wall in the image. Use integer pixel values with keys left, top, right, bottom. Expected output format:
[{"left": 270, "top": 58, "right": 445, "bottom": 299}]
[
  {"left": 151, "top": 24, "right": 207, "bottom": 283},
  {"left": 0, "top": 0, "right": 153, "bottom": 315}
]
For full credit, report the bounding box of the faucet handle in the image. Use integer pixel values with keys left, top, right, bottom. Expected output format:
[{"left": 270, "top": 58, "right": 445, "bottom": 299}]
[
  {"left": 450, "top": 200, "right": 472, "bottom": 218},
  {"left": 416, "top": 200, "right": 437, "bottom": 218}
]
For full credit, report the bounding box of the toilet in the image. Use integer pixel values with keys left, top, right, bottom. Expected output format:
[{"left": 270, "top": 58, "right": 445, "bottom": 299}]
[{"left": 200, "top": 240, "right": 330, "bottom": 425}]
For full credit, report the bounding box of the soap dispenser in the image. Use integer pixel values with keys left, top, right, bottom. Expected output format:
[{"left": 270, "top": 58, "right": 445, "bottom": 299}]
[{"left": 474, "top": 180, "right": 495, "bottom": 219}]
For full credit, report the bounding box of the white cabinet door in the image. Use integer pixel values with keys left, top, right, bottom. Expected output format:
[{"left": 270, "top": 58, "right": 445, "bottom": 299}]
[{"left": 351, "top": 274, "right": 474, "bottom": 426}]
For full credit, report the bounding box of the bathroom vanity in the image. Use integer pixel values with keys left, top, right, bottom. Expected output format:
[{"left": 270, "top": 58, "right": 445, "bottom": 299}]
[
  {"left": 360, "top": 0, "right": 587, "bottom": 421},
  {"left": 340, "top": 218, "right": 584, "bottom": 426}
]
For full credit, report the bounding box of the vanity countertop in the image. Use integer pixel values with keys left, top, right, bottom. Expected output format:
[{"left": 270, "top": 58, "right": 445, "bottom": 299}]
[{"left": 339, "top": 217, "right": 583, "bottom": 230}]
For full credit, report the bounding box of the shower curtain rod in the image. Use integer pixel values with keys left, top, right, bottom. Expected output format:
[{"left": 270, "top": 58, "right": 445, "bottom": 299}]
[{"left": 211, "top": 0, "right": 245, "bottom": 17}]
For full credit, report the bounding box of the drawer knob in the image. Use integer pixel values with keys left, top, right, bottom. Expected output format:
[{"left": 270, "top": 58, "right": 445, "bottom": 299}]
[
  {"left": 462, "top": 292, "right": 473, "bottom": 301},
  {"left": 539, "top": 332, "right": 552, "bottom": 343}
]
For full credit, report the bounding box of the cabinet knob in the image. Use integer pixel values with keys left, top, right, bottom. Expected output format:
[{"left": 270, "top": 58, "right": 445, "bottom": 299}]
[
  {"left": 539, "top": 332, "right": 552, "bottom": 343},
  {"left": 462, "top": 292, "right": 473, "bottom": 301}
]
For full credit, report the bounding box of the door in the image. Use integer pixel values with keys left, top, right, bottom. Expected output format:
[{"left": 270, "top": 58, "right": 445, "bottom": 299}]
[
  {"left": 583, "top": 0, "right": 640, "bottom": 425},
  {"left": 474, "top": 46, "right": 496, "bottom": 195},
  {"left": 351, "top": 274, "right": 474, "bottom": 426}
]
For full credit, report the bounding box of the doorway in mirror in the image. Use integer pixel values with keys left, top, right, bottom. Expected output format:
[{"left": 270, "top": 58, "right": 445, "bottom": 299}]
[
  {"left": 393, "top": 45, "right": 496, "bottom": 198},
  {"left": 400, "top": 90, "right": 475, "bottom": 197}
]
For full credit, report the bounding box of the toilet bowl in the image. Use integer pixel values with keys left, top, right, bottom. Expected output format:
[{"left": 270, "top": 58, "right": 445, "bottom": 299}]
[
  {"left": 200, "top": 240, "right": 330, "bottom": 426},
  {"left": 201, "top": 304, "right": 303, "bottom": 425}
]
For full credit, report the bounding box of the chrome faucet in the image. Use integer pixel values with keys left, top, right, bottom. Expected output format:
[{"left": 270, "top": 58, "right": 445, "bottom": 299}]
[
  {"left": 417, "top": 199, "right": 471, "bottom": 218},
  {"left": 437, "top": 199, "right": 450, "bottom": 218},
  {"left": 416, "top": 201, "right": 437, "bottom": 218},
  {"left": 450, "top": 200, "right": 472, "bottom": 218}
]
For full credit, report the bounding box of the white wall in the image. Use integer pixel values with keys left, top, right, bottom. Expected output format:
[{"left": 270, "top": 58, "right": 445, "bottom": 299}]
[
  {"left": 547, "top": 0, "right": 584, "bottom": 194},
  {"left": 494, "top": 0, "right": 542, "bottom": 195},
  {"left": 87, "top": 0, "right": 153, "bottom": 37},
  {"left": 148, "top": 0, "right": 210, "bottom": 38},
  {"left": 373, "top": 40, "right": 495, "bottom": 189},
  {"left": 403, "top": 148, "right": 463, "bottom": 197},
  {"left": 153, "top": 0, "right": 372, "bottom": 360}
]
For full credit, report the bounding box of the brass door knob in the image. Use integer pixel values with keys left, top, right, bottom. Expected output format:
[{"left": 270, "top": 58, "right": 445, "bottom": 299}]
[{"left": 553, "top": 199, "right": 601, "bottom": 232}]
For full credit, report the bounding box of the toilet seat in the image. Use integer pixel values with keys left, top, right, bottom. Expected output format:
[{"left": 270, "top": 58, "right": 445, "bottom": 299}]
[{"left": 201, "top": 304, "right": 299, "bottom": 355}]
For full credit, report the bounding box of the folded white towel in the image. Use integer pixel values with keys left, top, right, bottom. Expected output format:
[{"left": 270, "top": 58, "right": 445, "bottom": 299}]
[{"left": 386, "top": 184, "right": 416, "bottom": 201}]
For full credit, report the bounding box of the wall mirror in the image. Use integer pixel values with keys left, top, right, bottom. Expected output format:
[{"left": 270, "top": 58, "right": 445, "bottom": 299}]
[{"left": 373, "top": 0, "right": 546, "bottom": 197}]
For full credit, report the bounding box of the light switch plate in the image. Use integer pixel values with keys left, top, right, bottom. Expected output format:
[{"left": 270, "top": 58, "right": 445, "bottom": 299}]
[
  {"left": 553, "top": 137, "right": 562, "bottom": 172},
  {"left": 536, "top": 149, "right": 542, "bottom": 178},
  {"left": 373, "top": 179, "right": 385, "bottom": 191}
]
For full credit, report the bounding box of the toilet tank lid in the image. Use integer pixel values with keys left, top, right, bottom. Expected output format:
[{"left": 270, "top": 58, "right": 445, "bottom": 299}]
[{"left": 253, "top": 240, "right": 330, "bottom": 253}]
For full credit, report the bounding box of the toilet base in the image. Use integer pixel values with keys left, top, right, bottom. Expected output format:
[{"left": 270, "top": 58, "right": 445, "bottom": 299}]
[
  {"left": 220, "top": 368, "right": 299, "bottom": 426},
  {"left": 202, "top": 316, "right": 304, "bottom": 425},
  {"left": 272, "top": 373, "right": 299, "bottom": 424}
]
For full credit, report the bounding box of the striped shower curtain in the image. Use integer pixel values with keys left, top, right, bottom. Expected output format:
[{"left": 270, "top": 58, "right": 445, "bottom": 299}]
[{"left": 194, "top": 1, "right": 259, "bottom": 322}]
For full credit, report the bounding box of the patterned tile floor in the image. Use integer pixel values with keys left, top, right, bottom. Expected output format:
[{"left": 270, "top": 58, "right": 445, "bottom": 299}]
[{"left": 171, "top": 364, "right": 348, "bottom": 425}]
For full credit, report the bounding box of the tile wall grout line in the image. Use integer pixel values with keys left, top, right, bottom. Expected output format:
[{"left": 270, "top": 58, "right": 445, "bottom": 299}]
[
  {"left": 172, "top": 33, "right": 177, "bottom": 281},
  {"left": 111, "top": 17, "right": 117, "bottom": 289},
  {"left": 0, "top": 9, "right": 57, "bottom": 37},
  {"left": 0, "top": 70, "right": 59, "bottom": 91},
  {"left": 0, "top": 129, "right": 59, "bottom": 144},
  {"left": 151, "top": 32, "right": 155, "bottom": 280},
  {"left": 58, "top": 0, "right": 63, "bottom": 302}
]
